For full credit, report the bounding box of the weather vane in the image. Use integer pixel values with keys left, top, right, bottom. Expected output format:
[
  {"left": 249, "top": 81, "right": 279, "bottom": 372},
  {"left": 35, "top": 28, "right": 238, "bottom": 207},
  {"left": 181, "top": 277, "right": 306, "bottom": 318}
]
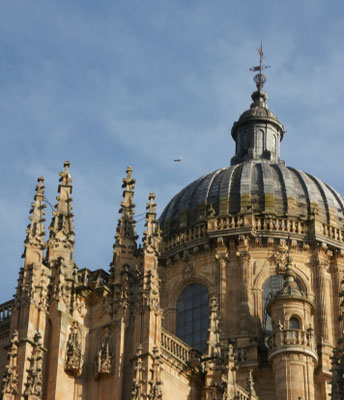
[{"left": 250, "top": 41, "right": 271, "bottom": 91}]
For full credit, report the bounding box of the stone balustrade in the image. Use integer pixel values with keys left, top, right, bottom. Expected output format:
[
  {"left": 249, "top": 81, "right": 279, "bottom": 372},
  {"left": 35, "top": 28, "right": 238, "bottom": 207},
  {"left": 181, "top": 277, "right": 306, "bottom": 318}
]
[
  {"left": 161, "top": 327, "right": 196, "bottom": 364},
  {"left": 254, "top": 216, "right": 306, "bottom": 234},
  {"left": 215, "top": 215, "right": 244, "bottom": 230},
  {"left": 236, "top": 385, "right": 259, "bottom": 400},
  {"left": 164, "top": 225, "right": 207, "bottom": 251},
  {"left": 0, "top": 300, "right": 13, "bottom": 323},
  {"left": 77, "top": 268, "right": 110, "bottom": 288},
  {"left": 267, "top": 328, "right": 317, "bottom": 361},
  {"left": 321, "top": 223, "right": 344, "bottom": 243},
  {"left": 162, "top": 214, "right": 344, "bottom": 254}
]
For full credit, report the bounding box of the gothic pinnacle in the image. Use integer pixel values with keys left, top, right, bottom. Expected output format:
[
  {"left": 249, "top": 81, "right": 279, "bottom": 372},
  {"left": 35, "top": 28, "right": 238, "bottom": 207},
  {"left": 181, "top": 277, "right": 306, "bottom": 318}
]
[
  {"left": 59, "top": 160, "right": 72, "bottom": 187},
  {"left": 143, "top": 193, "right": 161, "bottom": 252},
  {"left": 206, "top": 296, "right": 221, "bottom": 359},
  {"left": 114, "top": 167, "right": 138, "bottom": 247},
  {"left": 24, "top": 176, "right": 46, "bottom": 252},
  {"left": 48, "top": 161, "right": 75, "bottom": 252}
]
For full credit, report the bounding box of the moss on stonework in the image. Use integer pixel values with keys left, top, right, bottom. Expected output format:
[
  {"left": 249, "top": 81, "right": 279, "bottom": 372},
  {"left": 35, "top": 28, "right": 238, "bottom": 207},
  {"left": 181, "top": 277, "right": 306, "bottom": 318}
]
[
  {"left": 219, "top": 197, "right": 229, "bottom": 216},
  {"left": 265, "top": 193, "right": 275, "bottom": 209},
  {"left": 240, "top": 193, "right": 251, "bottom": 209}
]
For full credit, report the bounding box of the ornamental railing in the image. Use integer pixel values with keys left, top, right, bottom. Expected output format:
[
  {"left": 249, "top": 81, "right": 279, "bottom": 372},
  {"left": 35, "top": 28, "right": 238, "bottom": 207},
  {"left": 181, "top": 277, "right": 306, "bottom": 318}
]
[
  {"left": 254, "top": 216, "right": 307, "bottom": 234},
  {"left": 236, "top": 385, "right": 259, "bottom": 400},
  {"left": 321, "top": 223, "right": 344, "bottom": 243},
  {"left": 161, "top": 327, "right": 200, "bottom": 365},
  {"left": 0, "top": 300, "right": 14, "bottom": 323},
  {"left": 162, "top": 214, "right": 344, "bottom": 253},
  {"left": 214, "top": 216, "right": 245, "bottom": 230},
  {"left": 164, "top": 225, "right": 207, "bottom": 251},
  {"left": 267, "top": 328, "right": 317, "bottom": 354},
  {"left": 77, "top": 268, "right": 110, "bottom": 288}
]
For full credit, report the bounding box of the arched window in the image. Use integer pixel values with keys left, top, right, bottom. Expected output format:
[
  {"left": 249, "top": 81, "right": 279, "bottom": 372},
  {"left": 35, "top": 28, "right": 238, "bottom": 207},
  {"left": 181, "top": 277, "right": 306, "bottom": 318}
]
[
  {"left": 176, "top": 283, "right": 209, "bottom": 352},
  {"left": 289, "top": 317, "right": 300, "bottom": 330}
]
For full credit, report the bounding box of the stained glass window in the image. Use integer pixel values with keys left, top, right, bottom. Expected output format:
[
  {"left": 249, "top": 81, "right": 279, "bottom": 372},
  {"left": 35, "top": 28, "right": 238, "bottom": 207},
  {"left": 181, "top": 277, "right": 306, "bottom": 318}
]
[{"left": 176, "top": 283, "right": 209, "bottom": 352}]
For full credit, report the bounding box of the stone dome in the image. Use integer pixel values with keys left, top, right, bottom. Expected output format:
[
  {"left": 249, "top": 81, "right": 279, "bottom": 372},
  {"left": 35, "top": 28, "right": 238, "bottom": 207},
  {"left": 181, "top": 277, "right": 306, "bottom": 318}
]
[
  {"left": 159, "top": 161, "right": 344, "bottom": 236},
  {"left": 159, "top": 82, "right": 344, "bottom": 238}
]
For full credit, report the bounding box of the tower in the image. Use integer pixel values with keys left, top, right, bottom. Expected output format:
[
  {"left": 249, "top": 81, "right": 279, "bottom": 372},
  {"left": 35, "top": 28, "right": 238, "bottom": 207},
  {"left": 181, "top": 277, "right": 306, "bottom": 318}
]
[{"left": 266, "top": 267, "right": 317, "bottom": 399}]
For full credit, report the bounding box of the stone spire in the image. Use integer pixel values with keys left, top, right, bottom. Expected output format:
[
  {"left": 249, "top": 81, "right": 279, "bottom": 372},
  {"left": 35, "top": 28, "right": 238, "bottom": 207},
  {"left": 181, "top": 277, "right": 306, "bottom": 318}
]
[
  {"left": 113, "top": 166, "right": 138, "bottom": 253},
  {"left": 231, "top": 45, "right": 285, "bottom": 165},
  {"left": 48, "top": 161, "right": 75, "bottom": 257},
  {"left": 143, "top": 193, "right": 161, "bottom": 254},
  {"left": 111, "top": 167, "right": 138, "bottom": 314},
  {"left": 136, "top": 193, "right": 162, "bottom": 315},
  {"left": 23, "top": 177, "right": 46, "bottom": 254}
]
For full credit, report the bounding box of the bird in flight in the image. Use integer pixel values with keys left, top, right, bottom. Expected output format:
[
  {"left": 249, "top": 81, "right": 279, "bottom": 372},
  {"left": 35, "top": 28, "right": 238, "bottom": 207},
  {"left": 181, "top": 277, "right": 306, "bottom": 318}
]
[{"left": 174, "top": 156, "right": 182, "bottom": 162}]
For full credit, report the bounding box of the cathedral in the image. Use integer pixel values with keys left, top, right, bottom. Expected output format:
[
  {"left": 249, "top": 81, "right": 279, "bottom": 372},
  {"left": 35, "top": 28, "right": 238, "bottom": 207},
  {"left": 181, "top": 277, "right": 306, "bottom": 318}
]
[{"left": 1, "top": 53, "right": 344, "bottom": 400}]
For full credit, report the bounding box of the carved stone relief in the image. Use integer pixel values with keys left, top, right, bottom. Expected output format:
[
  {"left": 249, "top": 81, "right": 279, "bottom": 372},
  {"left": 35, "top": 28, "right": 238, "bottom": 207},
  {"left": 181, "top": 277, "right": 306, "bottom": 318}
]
[
  {"left": 24, "top": 332, "right": 44, "bottom": 399},
  {"left": 65, "top": 322, "right": 83, "bottom": 377},
  {"left": 95, "top": 327, "right": 114, "bottom": 379}
]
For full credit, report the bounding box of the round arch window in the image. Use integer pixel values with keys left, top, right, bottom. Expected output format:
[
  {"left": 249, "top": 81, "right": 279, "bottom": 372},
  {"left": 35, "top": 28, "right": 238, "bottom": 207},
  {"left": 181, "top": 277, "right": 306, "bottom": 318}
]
[
  {"left": 289, "top": 317, "right": 300, "bottom": 330},
  {"left": 176, "top": 283, "right": 209, "bottom": 352}
]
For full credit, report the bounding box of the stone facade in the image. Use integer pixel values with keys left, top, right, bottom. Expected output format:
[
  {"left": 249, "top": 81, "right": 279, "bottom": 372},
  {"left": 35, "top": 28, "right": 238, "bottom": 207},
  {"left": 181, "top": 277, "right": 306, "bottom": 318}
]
[{"left": 0, "top": 73, "right": 344, "bottom": 400}]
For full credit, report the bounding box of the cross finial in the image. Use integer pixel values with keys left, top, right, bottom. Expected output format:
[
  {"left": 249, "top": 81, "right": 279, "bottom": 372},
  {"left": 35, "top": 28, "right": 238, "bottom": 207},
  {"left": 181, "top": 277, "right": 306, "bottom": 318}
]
[{"left": 59, "top": 160, "right": 72, "bottom": 185}]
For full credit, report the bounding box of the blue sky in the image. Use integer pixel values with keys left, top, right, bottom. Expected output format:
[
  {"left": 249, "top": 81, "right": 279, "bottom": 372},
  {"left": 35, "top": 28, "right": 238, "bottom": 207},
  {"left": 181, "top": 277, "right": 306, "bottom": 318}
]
[{"left": 1, "top": 0, "right": 344, "bottom": 302}]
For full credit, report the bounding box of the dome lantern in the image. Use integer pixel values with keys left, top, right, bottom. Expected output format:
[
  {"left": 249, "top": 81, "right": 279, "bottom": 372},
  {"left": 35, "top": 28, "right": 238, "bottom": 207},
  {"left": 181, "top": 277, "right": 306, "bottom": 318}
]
[{"left": 231, "top": 44, "right": 285, "bottom": 166}]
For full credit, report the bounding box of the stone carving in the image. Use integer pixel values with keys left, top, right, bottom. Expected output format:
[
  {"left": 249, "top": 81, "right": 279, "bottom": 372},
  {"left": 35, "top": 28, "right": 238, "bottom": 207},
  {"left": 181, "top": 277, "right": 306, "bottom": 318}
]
[
  {"left": 135, "top": 270, "right": 162, "bottom": 315},
  {"left": 2, "top": 330, "right": 19, "bottom": 397},
  {"left": 148, "top": 347, "right": 163, "bottom": 400},
  {"left": 131, "top": 345, "right": 144, "bottom": 400},
  {"left": 143, "top": 193, "right": 161, "bottom": 254},
  {"left": 182, "top": 260, "right": 194, "bottom": 279},
  {"left": 113, "top": 167, "right": 139, "bottom": 256},
  {"left": 95, "top": 327, "right": 114, "bottom": 378},
  {"left": 113, "top": 265, "right": 130, "bottom": 312},
  {"left": 246, "top": 370, "right": 256, "bottom": 396},
  {"left": 50, "top": 257, "right": 73, "bottom": 308},
  {"left": 206, "top": 297, "right": 221, "bottom": 360},
  {"left": 23, "top": 176, "right": 46, "bottom": 251},
  {"left": 273, "top": 243, "right": 292, "bottom": 272},
  {"left": 65, "top": 322, "right": 82, "bottom": 377},
  {"left": 24, "top": 332, "right": 44, "bottom": 399}
]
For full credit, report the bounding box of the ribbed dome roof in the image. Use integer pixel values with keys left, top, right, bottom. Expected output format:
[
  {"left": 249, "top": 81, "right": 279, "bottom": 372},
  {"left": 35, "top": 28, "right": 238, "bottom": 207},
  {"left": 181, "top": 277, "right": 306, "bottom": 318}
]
[
  {"left": 159, "top": 72, "right": 344, "bottom": 238},
  {"left": 159, "top": 161, "right": 344, "bottom": 236}
]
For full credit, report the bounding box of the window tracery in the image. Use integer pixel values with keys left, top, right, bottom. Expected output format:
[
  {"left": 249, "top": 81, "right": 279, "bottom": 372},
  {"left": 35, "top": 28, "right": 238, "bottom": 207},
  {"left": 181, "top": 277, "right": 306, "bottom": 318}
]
[{"left": 176, "top": 283, "right": 209, "bottom": 352}]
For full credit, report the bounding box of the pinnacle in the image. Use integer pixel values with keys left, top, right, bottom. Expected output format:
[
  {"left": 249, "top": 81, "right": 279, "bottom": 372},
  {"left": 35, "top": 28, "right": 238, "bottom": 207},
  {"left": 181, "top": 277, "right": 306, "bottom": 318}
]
[
  {"left": 122, "top": 166, "right": 135, "bottom": 192},
  {"left": 113, "top": 167, "right": 138, "bottom": 249},
  {"left": 24, "top": 176, "right": 47, "bottom": 251},
  {"left": 143, "top": 192, "right": 161, "bottom": 251},
  {"left": 47, "top": 161, "right": 75, "bottom": 254},
  {"left": 36, "top": 176, "right": 45, "bottom": 194},
  {"left": 59, "top": 160, "right": 72, "bottom": 186},
  {"left": 146, "top": 193, "right": 157, "bottom": 215}
]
